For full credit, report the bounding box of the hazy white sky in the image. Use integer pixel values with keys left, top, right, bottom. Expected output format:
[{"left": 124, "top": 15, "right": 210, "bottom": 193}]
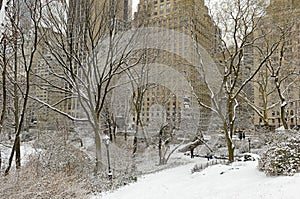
[{"left": 132, "top": 0, "right": 139, "bottom": 14}]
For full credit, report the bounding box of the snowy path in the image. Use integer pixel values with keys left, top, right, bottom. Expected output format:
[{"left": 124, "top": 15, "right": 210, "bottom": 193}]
[{"left": 92, "top": 160, "right": 300, "bottom": 199}]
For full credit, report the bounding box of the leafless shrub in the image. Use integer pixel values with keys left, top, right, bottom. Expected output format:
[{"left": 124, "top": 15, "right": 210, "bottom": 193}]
[{"left": 0, "top": 166, "right": 88, "bottom": 199}]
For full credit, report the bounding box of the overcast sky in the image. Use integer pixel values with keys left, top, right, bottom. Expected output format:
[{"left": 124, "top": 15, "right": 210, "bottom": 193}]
[{"left": 132, "top": 0, "right": 139, "bottom": 14}]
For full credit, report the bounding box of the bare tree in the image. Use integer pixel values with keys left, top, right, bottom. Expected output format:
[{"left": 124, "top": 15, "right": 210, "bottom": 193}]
[
  {"left": 126, "top": 63, "right": 152, "bottom": 156},
  {"left": 267, "top": 6, "right": 299, "bottom": 130},
  {"left": 246, "top": 66, "right": 278, "bottom": 129},
  {"left": 267, "top": 42, "right": 299, "bottom": 130},
  {"left": 30, "top": 0, "right": 140, "bottom": 173},
  {"left": 2, "top": 0, "right": 43, "bottom": 174},
  {"left": 149, "top": 85, "right": 180, "bottom": 165},
  {"left": 195, "top": 0, "right": 286, "bottom": 161},
  {"left": 0, "top": 35, "right": 8, "bottom": 135},
  {"left": 248, "top": 2, "right": 299, "bottom": 131}
]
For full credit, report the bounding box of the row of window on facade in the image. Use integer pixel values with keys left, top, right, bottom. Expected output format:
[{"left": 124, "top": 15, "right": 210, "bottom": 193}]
[
  {"left": 152, "top": 8, "right": 171, "bottom": 15},
  {"left": 144, "top": 0, "right": 170, "bottom": 3},
  {"left": 141, "top": 110, "right": 177, "bottom": 117},
  {"left": 259, "top": 117, "right": 298, "bottom": 124},
  {"left": 258, "top": 108, "right": 300, "bottom": 116}
]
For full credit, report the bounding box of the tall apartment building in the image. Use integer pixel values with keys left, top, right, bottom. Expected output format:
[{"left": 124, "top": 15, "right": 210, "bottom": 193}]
[
  {"left": 68, "top": 0, "right": 132, "bottom": 36},
  {"left": 65, "top": 0, "right": 132, "bottom": 117},
  {"left": 253, "top": 0, "right": 300, "bottom": 130},
  {"left": 30, "top": 1, "right": 132, "bottom": 124},
  {"left": 132, "top": 0, "right": 220, "bottom": 132},
  {"left": 134, "top": 0, "right": 219, "bottom": 53},
  {"left": 30, "top": 30, "right": 67, "bottom": 125}
]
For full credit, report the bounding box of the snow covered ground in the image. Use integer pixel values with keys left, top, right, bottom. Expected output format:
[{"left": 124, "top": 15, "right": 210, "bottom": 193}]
[
  {"left": 92, "top": 157, "right": 300, "bottom": 199},
  {"left": 0, "top": 0, "right": 7, "bottom": 24},
  {"left": 0, "top": 141, "right": 37, "bottom": 170}
]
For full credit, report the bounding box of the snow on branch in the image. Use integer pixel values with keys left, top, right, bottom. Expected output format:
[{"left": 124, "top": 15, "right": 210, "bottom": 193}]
[{"left": 29, "top": 95, "right": 88, "bottom": 122}]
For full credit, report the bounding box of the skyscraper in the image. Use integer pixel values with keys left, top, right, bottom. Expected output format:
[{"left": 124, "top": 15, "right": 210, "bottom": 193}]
[
  {"left": 66, "top": 0, "right": 133, "bottom": 117},
  {"left": 131, "top": 0, "right": 221, "bottom": 132},
  {"left": 30, "top": 0, "right": 133, "bottom": 123},
  {"left": 253, "top": 0, "right": 300, "bottom": 130}
]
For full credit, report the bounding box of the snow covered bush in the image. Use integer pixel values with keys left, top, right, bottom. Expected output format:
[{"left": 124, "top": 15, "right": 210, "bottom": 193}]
[
  {"left": 258, "top": 135, "right": 300, "bottom": 176},
  {"left": 238, "top": 141, "right": 250, "bottom": 153},
  {"left": 31, "top": 131, "right": 136, "bottom": 192},
  {"left": 31, "top": 130, "right": 92, "bottom": 175},
  {"left": 0, "top": 170, "right": 89, "bottom": 199},
  {"left": 0, "top": 130, "right": 138, "bottom": 198}
]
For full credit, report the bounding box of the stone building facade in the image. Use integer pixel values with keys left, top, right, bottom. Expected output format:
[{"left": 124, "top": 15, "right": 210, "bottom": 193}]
[{"left": 253, "top": 0, "right": 300, "bottom": 130}]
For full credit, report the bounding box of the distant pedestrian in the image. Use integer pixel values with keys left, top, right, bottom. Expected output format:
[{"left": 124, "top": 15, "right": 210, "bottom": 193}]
[
  {"left": 242, "top": 132, "right": 246, "bottom": 140},
  {"left": 206, "top": 152, "right": 211, "bottom": 161},
  {"left": 238, "top": 132, "right": 242, "bottom": 140},
  {"left": 190, "top": 149, "right": 194, "bottom": 159},
  {"left": 206, "top": 155, "right": 210, "bottom": 161}
]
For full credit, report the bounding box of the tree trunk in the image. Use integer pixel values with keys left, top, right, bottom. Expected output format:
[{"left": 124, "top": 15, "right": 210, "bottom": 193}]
[
  {"left": 113, "top": 122, "right": 116, "bottom": 142},
  {"left": 124, "top": 124, "right": 127, "bottom": 141},
  {"left": 158, "top": 128, "right": 163, "bottom": 165},
  {"left": 275, "top": 75, "right": 289, "bottom": 130},
  {"left": 225, "top": 131, "right": 235, "bottom": 162},
  {"left": 13, "top": 30, "right": 21, "bottom": 169},
  {"left": 131, "top": 112, "right": 140, "bottom": 172},
  {"left": 280, "top": 103, "right": 288, "bottom": 130},
  {"left": 132, "top": 112, "right": 140, "bottom": 156},
  {"left": 15, "top": 135, "right": 21, "bottom": 169},
  {"left": 94, "top": 123, "right": 102, "bottom": 174},
  {"left": 0, "top": 36, "right": 7, "bottom": 135},
  {"left": 228, "top": 99, "right": 234, "bottom": 138},
  {"left": 223, "top": 112, "right": 235, "bottom": 162},
  {"left": 227, "top": 98, "right": 235, "bottom": 162},
  {"left": 0, "top": 150, "right": 2, "bottom": 170},
  {"left": 5, "top": 65, "right": 31, "bottom": 174},
  {"left": 4, "top": 143, "right": 15, "bottom": 175}
]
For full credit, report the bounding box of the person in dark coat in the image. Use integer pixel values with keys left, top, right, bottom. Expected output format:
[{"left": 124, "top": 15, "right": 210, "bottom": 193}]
[
  {"left": 238, "top": 132, "right": 242, "bottom": 140},
  {"left": 206, "top": 152, "right": 210, "bottom": 161},
  {"left": 190, "top": 148, "right": 194, "bottom": 158}
]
